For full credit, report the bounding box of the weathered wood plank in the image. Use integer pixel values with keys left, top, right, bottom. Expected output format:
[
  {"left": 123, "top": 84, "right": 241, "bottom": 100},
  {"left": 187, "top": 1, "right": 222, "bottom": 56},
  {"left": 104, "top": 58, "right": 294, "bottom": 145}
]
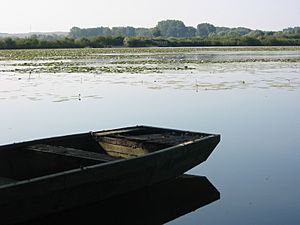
[
  {"left": 27, "top": 144, "right": 119, "bottom": 162},
  {"left": 98, "top": 142, "right": 146, "bottom": 158},
  {"left": 93, "top": 127, "right": 144, "bottom": 137},
  {"left": 94, "top": 136, "right": 167, "bottom": 157},
  {"left": 114, "top": 133, "right": 205, "bottom": 145}
]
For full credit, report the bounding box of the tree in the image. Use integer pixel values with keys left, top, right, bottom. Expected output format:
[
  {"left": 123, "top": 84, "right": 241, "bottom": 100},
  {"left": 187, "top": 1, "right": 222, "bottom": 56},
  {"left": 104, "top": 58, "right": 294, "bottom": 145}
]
[
  {"left": 124, "top": 27, "right": 136, "bottom": 36},
  {"left": 75, "top": 37, "right": 91, "bottom": 47},
  {"left": 151, "top": 27, "right": 161, "bottom": 37},
  {"left": 69, "top": 27, "right": 82, "bottom": 38},
  {"left": 15, "top": 37, "right": 39, "bottom": 49},
  {"left": 248, "top": 30, "right": 265, "bottom": 38},
  {"left": 225, "top": 31, "right": 241, "bottom": 37},
  {"left": 231, "top": 27, "right": 252, "bottom": 35},
  {"left": 69, "top": 26, "right": 112, "bottom": 38},
  {"left": 186, "top": 26, "right": 196, "bottom": 37},
  {"left": 3, "top": 37, "right": 16, "bottom": 49},
  {"left": 155, "top": 20, "right": 188, "bottom": 37},
  {"left": 216, "top": 26, "right": 230, "bottom": 34},
  {"left": 111, "top": 27, "right": 125, "bottom": 36},
  {"left": 283, "top": 27, "right": 300, "bottom": 34},
  {"left": 135, "top": 28, "right": 152, "bottom": 37},
  {"left": 196, "top": 23, "right": 216, "bottom": 36}
]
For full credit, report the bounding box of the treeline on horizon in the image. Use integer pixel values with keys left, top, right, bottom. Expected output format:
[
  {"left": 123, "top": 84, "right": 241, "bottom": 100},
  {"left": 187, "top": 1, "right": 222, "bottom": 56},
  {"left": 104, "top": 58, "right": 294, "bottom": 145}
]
[{"left": 0, "top": 20, "right": 300, "bottom": 49}]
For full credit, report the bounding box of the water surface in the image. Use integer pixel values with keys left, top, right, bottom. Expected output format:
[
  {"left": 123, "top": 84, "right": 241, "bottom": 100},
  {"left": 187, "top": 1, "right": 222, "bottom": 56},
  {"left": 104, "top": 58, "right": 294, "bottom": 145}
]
[{"left": 0, "top": 47, "right": 299, "bottom": 225}]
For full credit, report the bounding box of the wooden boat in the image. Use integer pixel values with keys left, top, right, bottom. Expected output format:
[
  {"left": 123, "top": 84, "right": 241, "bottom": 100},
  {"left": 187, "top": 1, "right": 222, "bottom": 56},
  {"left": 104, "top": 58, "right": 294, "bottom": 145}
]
[{"left": 0, "top": 125, "right": 220, "bottom": 224}]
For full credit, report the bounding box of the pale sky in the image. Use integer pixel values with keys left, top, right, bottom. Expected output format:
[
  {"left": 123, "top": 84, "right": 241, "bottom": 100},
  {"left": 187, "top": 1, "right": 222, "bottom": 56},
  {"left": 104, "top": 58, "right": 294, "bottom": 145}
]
[{"left": 1, "top": 0, "right": 299, "bottom": 33}]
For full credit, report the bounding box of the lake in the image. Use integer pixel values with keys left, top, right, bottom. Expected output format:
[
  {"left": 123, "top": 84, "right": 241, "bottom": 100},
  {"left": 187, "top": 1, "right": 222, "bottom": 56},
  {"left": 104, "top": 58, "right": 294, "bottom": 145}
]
[{"left": 0, "top": 47, "right": 300, "bottom": 224}]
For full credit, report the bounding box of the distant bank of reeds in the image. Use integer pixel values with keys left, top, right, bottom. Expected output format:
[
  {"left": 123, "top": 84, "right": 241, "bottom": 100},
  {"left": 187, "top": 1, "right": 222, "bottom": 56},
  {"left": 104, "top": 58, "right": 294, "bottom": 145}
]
[{"left": 0, "top": 35, "right": 299, "bottom": 49}]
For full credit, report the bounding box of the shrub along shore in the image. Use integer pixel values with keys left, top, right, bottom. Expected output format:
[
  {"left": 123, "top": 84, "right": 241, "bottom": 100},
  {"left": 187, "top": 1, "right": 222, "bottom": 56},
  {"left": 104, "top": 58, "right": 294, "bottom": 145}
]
[{"left": 0, "top": 35, "right": 300, "bottom": 49}]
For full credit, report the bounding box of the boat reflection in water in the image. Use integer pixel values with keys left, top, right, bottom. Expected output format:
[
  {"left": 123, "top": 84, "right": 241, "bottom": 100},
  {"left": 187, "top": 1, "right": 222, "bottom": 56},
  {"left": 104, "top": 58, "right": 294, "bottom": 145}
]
[{"left": 21, "top": 174, "right": 220, "bottom": 225}]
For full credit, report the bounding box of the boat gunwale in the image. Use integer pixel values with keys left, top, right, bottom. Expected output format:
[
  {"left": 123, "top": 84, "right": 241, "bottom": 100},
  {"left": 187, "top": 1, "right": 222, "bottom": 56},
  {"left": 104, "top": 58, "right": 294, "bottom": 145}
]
[{"left": 0, "top": 125, "right": 215, "bottom": 150}]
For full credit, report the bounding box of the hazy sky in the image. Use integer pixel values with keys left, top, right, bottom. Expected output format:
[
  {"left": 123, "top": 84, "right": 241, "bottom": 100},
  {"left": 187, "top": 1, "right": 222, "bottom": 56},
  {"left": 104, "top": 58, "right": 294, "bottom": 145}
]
[{"left": 1, "top": 0, "right": 299, "bottom": 33}]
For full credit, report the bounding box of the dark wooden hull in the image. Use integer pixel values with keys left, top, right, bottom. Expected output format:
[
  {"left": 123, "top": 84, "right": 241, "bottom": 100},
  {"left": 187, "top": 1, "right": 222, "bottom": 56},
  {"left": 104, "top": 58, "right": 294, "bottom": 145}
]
[{"left": 0, "top": 125, "right": 220, "bottom": 224}]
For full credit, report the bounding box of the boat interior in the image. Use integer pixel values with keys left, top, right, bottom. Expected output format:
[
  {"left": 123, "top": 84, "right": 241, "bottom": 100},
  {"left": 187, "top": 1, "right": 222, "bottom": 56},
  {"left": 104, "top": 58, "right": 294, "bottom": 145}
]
[{"left": 0, "top": 126, "right": 207, "bottom": 185}]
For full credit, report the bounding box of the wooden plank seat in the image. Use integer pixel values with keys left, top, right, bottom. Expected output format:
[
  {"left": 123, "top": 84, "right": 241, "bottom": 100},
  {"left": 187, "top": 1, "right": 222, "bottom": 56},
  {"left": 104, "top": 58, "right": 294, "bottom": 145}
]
[{"left": 27, "top": 144, "right": 119, "bottom": 162}]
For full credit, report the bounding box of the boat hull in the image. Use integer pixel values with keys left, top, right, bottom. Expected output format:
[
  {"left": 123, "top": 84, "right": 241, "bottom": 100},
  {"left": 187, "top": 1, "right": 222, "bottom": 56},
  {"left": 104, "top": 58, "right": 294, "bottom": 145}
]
[{"left": 0, "top": 126, "right": 220, "bottom": 224}]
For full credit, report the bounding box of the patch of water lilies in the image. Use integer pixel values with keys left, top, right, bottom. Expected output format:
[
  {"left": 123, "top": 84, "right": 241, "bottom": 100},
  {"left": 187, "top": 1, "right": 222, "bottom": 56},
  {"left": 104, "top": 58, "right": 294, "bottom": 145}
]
[
  {"left": 0, "top": 46, "right": 299, "bottom": 61},
  {"left": 0, "top": 46, "right": 299, "bottom": 74},
  {"left": 1, "top": 65, "right": 170, "bottom": 74}
]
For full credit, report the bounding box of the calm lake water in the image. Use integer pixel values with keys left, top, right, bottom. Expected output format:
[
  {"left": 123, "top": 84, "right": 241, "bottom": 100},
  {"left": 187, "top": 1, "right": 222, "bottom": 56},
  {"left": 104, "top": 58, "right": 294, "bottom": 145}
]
[{"left": 0, "top": 47, "right": 300, "bottom": 224}]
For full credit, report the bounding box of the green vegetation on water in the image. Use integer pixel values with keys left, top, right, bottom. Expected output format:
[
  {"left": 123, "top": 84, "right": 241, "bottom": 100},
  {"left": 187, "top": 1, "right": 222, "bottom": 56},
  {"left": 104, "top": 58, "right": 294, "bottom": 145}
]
[
  {"left": 1, "top": 46, "right": 300, "bottom": 60},
  {"left": 0, "top": 47, "right": 299, "bottom": 94},
  {"left": 0, "top": 47, "right": 299, "bottom": 74}
]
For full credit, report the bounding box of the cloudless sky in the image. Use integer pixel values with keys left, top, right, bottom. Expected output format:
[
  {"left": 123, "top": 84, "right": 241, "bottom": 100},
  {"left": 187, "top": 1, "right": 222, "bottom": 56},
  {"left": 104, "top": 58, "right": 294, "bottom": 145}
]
[{"left": 1, "top": 0, "right": 299, "bottom": 33}]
